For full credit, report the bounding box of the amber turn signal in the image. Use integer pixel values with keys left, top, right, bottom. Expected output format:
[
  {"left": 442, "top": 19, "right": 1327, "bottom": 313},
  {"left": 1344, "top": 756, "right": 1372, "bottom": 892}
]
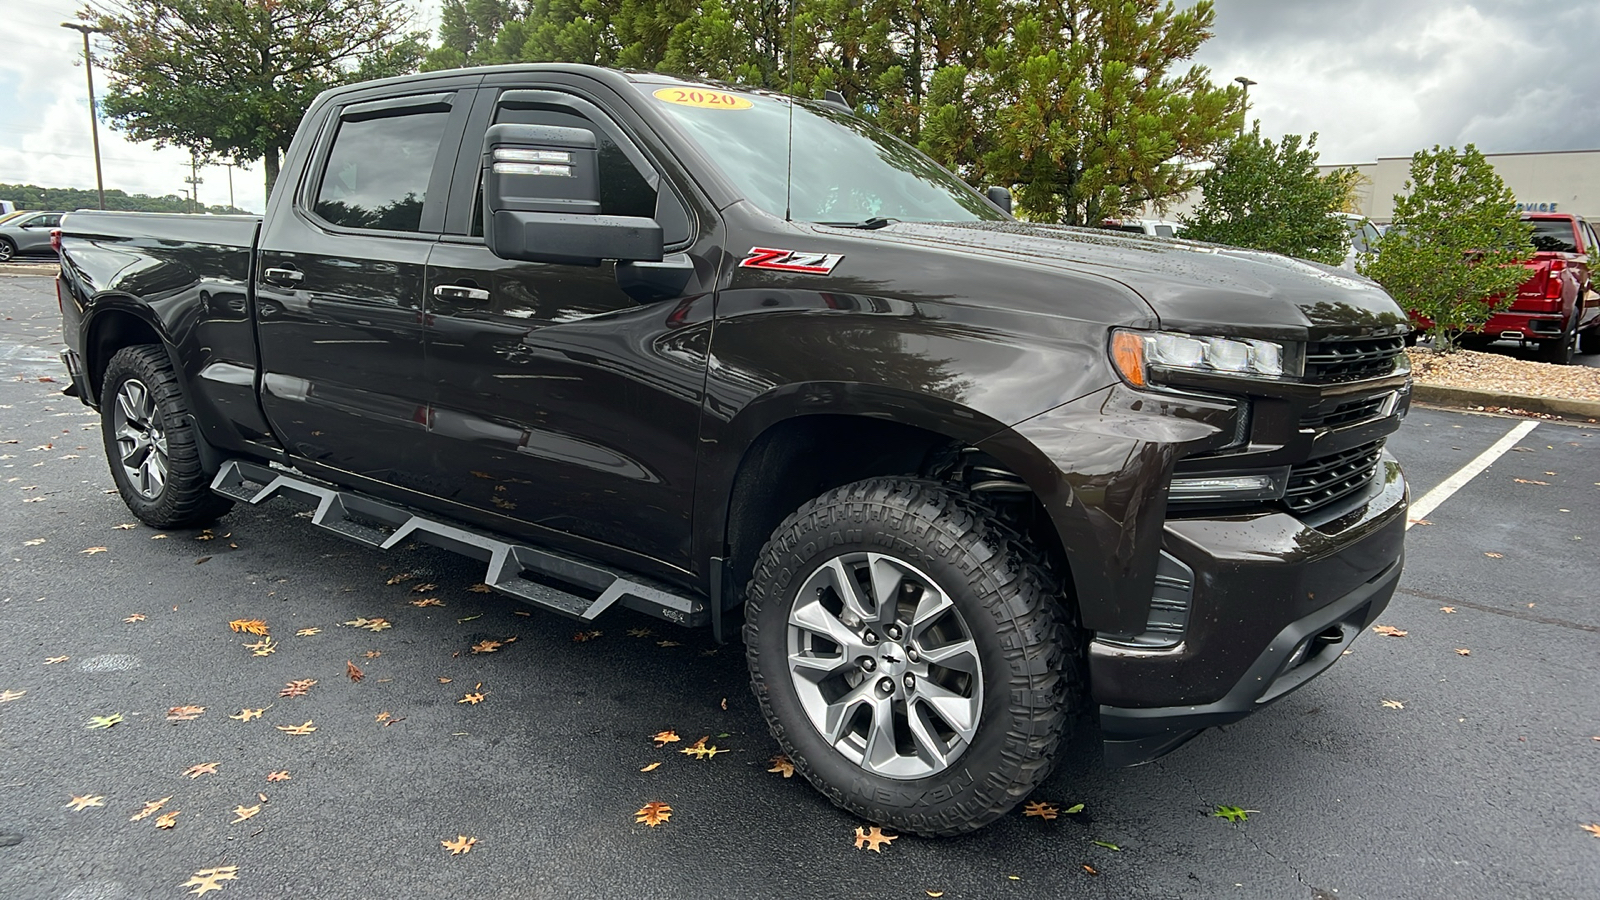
[{"left": 1110, "top": 331, "right": 1146, "bottom": 387}]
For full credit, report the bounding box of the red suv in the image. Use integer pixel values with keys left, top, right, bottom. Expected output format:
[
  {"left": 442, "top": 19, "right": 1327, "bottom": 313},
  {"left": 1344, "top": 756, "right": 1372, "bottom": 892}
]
[{"left": 1480, "top": 213, "right": 1598, "bottom": 364}]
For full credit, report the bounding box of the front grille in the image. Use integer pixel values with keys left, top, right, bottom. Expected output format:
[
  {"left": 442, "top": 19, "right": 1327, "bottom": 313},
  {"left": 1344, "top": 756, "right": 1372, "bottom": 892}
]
[
  {"left": 1284, "top": 439, "right": 1384, "bottom": 514},
  {"left": 1304, "top": 336, "right": 1405, "bottom": 383},
  {"left": 1300, "top": 395, "right": 1387, "bottom": 429}
]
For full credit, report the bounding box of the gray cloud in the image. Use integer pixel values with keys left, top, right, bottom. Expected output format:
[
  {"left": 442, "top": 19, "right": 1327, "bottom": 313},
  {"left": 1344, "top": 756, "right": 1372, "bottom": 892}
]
[{"left": 1190, "top": 0, "right": 1600, "bottom": 163}]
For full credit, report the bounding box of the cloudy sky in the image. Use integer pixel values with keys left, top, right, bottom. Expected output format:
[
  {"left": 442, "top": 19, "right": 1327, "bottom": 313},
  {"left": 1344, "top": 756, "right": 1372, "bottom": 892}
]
[{"left": 3, "top": 1, "right": 1598, "bottom": 213}]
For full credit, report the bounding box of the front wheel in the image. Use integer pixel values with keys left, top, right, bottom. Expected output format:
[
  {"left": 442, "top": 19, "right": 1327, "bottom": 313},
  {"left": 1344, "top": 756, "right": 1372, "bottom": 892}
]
[
  {"left": 745, "top": 478, "right": 1081, "bottom": 836},
  {"left": 100, "top": 345, "right": 233, "bottom": 528},
  {"left": 0, "top": 238, "right": 15, "bottom": 262}
]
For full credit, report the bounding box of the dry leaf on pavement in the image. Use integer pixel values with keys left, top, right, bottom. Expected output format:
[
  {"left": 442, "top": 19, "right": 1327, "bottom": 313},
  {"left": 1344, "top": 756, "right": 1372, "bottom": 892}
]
[
  {"left": 470, "top": 639, "right": 502, "bottom": 654},
  {"left": 231, "top": 805, "right": 261, "bottom": 824},
  {"left": 1485, "top": 552, "right": 1504, "bottom": 559},
  {"left": 458, "top": 692, "right": 486, "bottom": 705},
  {"left": 182, "top": 762, "right": 219, "bottom": 779},
  {"left": 635, "top": 802, "right": 672, "bottom": 827},
  {"left": 1022, "top": 801, "right": 1059, "bottom": 820},
  {"left": 0, "top": 689, "right": 25, "bottom": 703},
  {"left": 276, "top": 721, "right": 316, "bottom": 735},
  {"left": 279, "top": 679, "right": 317, "bottom": 697},
  {"left": 347, "top": 660, "right": 364, "bottom": 682},
  {"left": 130, "top": 797, "right": 171, "bottom": 821},
  {"left": 82, "top": 547, "right": 108, "bottom": 555},
  {"left": 66, "top": 795, "right": 105, "bottom": 810},
  {"left": 1455, "top": 648, "right": 1472, "bottom": 656},
  {"left": 1372, "top": 625, "right": 1407, "bottom": 637},
  {"left": 411, "top": 583, "right": 438, "bottom": 593},
  {"left": 294, "top": 628, "right": 321, "bottom": 636},
  {"left": 267, "top": 771, "right": 291, "bottom": 782},
  {"left": 154, "top": 810, "right": 180, "bottom": 829},
  {"left": 181, "top": 865, "right": 238, "bottom": 896},
  {"left": 652, "top": 730, "right": 680, "bottom": 746},
  {"left": 167, "top": 705, "right": 206, "bottom": 721},
  {"left": 768, "top": 755, "right": 795, "bottom": 778},
  {"left": 1439, "top": 607, "right": 1456, "bottom": 613},
  {"left": 640, "top": 762, "right": 662, "bottom": 772},
  {"left": 853, "top": 826, "right": 897, "bottom": 851},
  {"left": 123, "top": 614, "right": 145, "bottom": 623},
  {"left": 229, "top": 708, "right": 267, "bottom": 722},
  {"left": 441, "top": 835, "right": 478, "bottom": 855},
  {"left": 228, "top": 619, "right": 269, "bottom": 636},
  {"left": 85, "top": 713, "right": 122, "bottom": 729},
  {"left": 573, "top": 630, "right": 602, "bottom": 642},
  {"left": 1382, "top": 699, "right": 1405, "bottom": 709},
  {"left": 680, "top": 736, "right": 725, "bottom": 759},
  {"left": 410, "top": 597, "right": 444, "bottom": 607},
  {"left": 1581, "top": 824, "right": 1600, "bottom": 838}
]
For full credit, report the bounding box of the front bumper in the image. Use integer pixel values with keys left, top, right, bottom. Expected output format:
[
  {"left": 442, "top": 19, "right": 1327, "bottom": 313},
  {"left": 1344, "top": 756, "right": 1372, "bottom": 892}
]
[{"left": 1094, "top": 452, "right": 1407, "bottom": 767}]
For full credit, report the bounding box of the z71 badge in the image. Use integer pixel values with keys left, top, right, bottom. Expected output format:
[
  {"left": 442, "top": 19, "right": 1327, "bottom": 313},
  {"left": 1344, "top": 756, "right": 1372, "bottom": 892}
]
[{"left": 739, "top": 247, "right": 844, "bottom": 275}]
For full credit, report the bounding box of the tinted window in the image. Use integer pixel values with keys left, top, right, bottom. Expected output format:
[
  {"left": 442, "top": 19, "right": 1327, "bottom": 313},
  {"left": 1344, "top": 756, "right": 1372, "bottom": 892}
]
[
  {"left": 653, "top": 90, "right": 1002, "bottom": 224},
  {"left": 314, "top": 110, "right": 450, "bottom": 232},
  {"left": 1528, "top": 219, "right": 1578, "bottom": 253},
  {"left": 473, "top": 105, "right": 659, "bottom": 236},
  {"left": 1154, "top": 224, "right": 1175, "bottom": 238}
]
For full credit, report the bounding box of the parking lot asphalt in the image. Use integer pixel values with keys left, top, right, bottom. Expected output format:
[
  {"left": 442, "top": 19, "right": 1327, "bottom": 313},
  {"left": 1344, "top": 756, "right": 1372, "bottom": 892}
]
[{"left": 1, "top": 270, "right": 1597, "bottom": 900}]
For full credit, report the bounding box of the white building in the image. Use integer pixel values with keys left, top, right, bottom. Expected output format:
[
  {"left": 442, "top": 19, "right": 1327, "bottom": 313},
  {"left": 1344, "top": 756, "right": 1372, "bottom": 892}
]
[{"left": 1318, "top": 148, "right": 1600, "bottom": 224}]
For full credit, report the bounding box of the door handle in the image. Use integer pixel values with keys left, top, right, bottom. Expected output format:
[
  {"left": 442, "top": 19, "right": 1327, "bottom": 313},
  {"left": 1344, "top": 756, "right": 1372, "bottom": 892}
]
[
  {"left": 262, "top": 266, "right": 304, "bottom": 285},
  {"left": 433, "top": 284, "right": 490, "bottom": 302}
]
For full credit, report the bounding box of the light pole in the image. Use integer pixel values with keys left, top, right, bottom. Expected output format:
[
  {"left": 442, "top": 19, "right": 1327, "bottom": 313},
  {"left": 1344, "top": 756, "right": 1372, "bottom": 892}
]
[
  {"left": 1233, "top": 76, "right": 1257, "bottom": 135},
  {"left": 60, "top": 22, "right": 106, "bottom": 210}
]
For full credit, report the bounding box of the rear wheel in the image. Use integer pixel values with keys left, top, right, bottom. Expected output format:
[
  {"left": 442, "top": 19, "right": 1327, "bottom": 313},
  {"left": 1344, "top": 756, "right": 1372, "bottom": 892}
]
[
  {"left": 745, "top": 477, "right": 1081, "bottom": 836},
  {"left": 100, "top": 345, "right": 233, "bottom": 528},
  {"left": 0, "top": 238, "right": 15, "bottom": 262},
  {"left": 1539, "top": 325, "right": 1576, "bottom": 365}
]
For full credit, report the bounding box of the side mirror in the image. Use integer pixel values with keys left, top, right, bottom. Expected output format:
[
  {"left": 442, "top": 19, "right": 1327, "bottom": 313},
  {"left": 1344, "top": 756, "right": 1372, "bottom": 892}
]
[
  {"left": 984, "top": 185, "right": 1013, "bottom": 215},
  {"left": 483, "top": 123, "right": 662, "bottom": 267}
]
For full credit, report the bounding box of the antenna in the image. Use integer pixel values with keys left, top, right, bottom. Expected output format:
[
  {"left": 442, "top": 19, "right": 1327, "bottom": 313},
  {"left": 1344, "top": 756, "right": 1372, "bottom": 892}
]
[{"left": 783, "top": 0, "right": 797, "bottom": 222}]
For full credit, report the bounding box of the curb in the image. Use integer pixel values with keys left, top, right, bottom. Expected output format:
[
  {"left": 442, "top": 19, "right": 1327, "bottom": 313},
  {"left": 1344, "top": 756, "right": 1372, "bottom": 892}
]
[{"left": 1412, "top": 383, "right": 1600, "bottom": 422}]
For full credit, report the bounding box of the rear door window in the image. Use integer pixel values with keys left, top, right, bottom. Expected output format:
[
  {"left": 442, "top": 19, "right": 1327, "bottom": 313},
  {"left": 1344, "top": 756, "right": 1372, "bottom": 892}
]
[
  {"left": 1528, "top": 219, "right": 1578, "bottom": 253},
  {"left": 313, "top": 110, "right": 452, "bottom": 233}
]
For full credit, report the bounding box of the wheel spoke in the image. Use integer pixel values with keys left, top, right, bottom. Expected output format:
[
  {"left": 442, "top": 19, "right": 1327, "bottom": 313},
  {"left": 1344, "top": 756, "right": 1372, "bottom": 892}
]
[
  {"left": 860, "top": 693, "right": 899, "bottom": 771},
  {"left": 789, "top": 594, "right": 868, "bottom": 659},
  {"left": 799, "top": 557, "right": 876, "bottom": 625},
  {"left": 865, "top": 553, "right": 907, "bottom": 619},
  {"left": 821, "top": 680, "right": 877, "bottom": 745},
  {"left": 788, "top": 647, "right": 853, "bottom": 679},
  {"left": 913, "top": 680, "right": 981, "bottom": 742},
  {"left": 910, "top": 586, "right": 954, "bottom": 631},
  {"left": 916, "top": 637, "right": 981, "bottom": 674},
  {"left": 143, "top": 453, "right": 166, "bottom": 494},
  {"left": 906, "top": 703, "right": 952, "bottom": 768}
]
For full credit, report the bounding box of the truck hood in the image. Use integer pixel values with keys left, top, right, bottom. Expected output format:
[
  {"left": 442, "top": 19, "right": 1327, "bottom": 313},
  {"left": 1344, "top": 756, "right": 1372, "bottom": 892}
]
[{"left": 842, "top": 220, "right": 1409, "bottom": 342}]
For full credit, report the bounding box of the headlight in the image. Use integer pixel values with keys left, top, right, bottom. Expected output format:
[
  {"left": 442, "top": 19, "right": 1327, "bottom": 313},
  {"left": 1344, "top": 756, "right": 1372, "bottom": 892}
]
[{"left": 1111, "top": 329, "right": 1288, "bottom": 387}]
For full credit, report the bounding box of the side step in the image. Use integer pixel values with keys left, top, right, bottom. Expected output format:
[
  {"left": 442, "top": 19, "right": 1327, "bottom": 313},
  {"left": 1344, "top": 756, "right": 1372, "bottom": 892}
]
[{"left": 211, "top": 459, "right": 707, "bottom": 627}]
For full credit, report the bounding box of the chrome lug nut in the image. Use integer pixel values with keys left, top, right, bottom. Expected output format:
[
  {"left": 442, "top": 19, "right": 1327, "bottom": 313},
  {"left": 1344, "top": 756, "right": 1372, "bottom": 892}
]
[
  {"left": 903, "top": 674, "right": 916, "bottom": 691},
  {"left": 862, "top": 631, "right": 879, "bottom": 646},
  {"left": 885, "top": 624, "right": 903, "bottom": 641},
  {"left": 906, "top": 647, "right": 920, "bottom": 663},
  {"left": 877, "top": 677, "right": 894, "bottom": 695},
  {"left": 859, "top": 657, "right": 876, "bottom": 672}
]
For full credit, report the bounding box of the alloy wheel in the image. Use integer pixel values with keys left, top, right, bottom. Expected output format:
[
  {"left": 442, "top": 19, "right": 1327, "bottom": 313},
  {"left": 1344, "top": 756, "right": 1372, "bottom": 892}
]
[
  {"left": 111, "top": 378, "right": 169, "bottom": 500},
  {"left": 785, "top": 552, "right": 984, "bottom": 780}
]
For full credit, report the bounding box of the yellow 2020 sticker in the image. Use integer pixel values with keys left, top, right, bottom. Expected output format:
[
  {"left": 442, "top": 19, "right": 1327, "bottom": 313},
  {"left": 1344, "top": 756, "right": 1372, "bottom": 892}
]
[{"left": 653, "top": 87, "right": 753, "bottom": 110}]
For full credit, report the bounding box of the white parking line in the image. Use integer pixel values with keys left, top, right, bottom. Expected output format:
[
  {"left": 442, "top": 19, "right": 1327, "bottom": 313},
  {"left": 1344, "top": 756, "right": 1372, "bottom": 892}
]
[{"left": 1406, "top": 419, "right": 1539, "bottom": 529}]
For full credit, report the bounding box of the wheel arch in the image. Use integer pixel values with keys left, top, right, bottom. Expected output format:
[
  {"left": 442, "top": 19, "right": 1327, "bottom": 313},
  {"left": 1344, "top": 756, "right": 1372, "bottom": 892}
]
[{"left": 82, "top": 302, "right": 173, "bottom": 406}]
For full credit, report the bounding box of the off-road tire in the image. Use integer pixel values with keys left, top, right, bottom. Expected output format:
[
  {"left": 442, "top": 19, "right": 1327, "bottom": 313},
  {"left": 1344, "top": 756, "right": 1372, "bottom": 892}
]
[
  {"left": 1539, "top": 325, "right": 1576, "bottom": 365},
  {"left": 744, "top": 477, "right": 1082, "bottom": 836},
  {"left": 100, "top": 345, "right": 233, "bottom": 528}
]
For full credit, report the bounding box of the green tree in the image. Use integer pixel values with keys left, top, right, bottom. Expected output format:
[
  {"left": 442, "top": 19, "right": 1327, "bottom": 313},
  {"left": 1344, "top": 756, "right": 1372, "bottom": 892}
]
[
  {"left": 90, "top": 0, "right": 427, "bottom": 198},
  {"left": 422, "top": 0, "right": 526, "bottom": 70},
  {"left": 1359, "top": 145, "right": 1533, "bottom": 350},
  {"left": 1179, "top": 126, "right": 1356, "bottom": 265},
  {"left": 0, "top": 183, "right": 246, "bottom": 215}
]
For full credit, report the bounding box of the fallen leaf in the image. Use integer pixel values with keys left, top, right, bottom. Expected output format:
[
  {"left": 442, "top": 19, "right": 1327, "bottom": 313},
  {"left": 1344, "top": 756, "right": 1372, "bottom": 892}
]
[
  {"left": 573, "top": 630, "right": 602, "bottom": 642},
  {"left": 1382, "top": 699, "right": 1405, "bottom": 709},
  {"left": 23, "top": 538, "right": 44, "bottom": 546},
  {"left": 1409, "top": 519, "right": 1433, "bottom": 526},
  {"left": 1022, "top": 801, "right": 1059, "bottom": 820},
  {"left": 167, "top": 705, "right": 206, "bottom": 722},
  {"left": 242, "top": 637, "right": 276, "bottom": 656},
  {"left": 1092, "top": 840, "right": 1121, "bottom": 851},
  {"left": 1081, "top": 865, "right": 1098, "bottom": 876},
  {"left": 348, "top": 617, "right": 391, "bottom": 632},
  {"left": 1371, "top": 625, "right": 1408, "bottom": 637},
  {"left": 85, "top": 713, "right": 122, "bottom": 729},
  {"left": 768, "top": 755, "right": 795, "bottom": 778},
  {"left": 276, "top": 721, "right": 316, "bottom": 735},
  {"left": 1512, "top": 478, "right": 1549, "bottom": 485},
  {"left": 194, "top": 556, "right": 211, "bottom": 565},
  {"left": 853, "top": 826, "right": 897, "bottom": 852},
  {"left": 1064, "top": 802, "right": 1086, "bottom": 814},
  {"left": 640, "top": 762, "right": 662, "bottom": 772},
  {"left": 294, "top": 627, "right": 321, "bottom": 636},
  {"left": 410, "top": 597, "right": 444, "bottom": 607},
  {"left": 347, "top": 660, "right": 364, "bottom": 683},
  {"left": 81, "top": 547, "right": 108, "bottom": 555},
  {"left": 1212, "top": 805, "right": 1253, "bottom": 822},
  {"left": 437, "top": 677, "right": 452, "bottom": 684},
  {"left": 182, "top": 762, "right": 220, "bottom": 779},
  {"left": 468, "top": 583, "right": 492, "bottom": 593},
  {"left": 231, "top": 805, "right": 261, "bottom": 824},
  {"left": 229, "top": 708, "right": 266, "bottom": 722},
  {"left": 652, "top": 730, "right": 680, "bottom": 746},
  {"left": 0, "top": 689, "right": 25, "bottom": 703},
  {"left": 181, "top": 865, "right": 238, "bottom": 896},
  {"left": 1439, "top": 606, "right": 1456, "bottom": 613},
  {"left": 1485, "top": 552, "right": 1503, "bottom": 559},
  {"left": 364, "top": 650, "right": 381, "bottom": 659},
  {"left": 385, "top": 572, "right": 414, "bottom": 585},
  {"left": 656, "top": 639, "right": 681, "bottom": 648},
  {"left": 680, "top": 736, "right": 725, "bottom": 759},
  {"left": 279, "top": 679, "right": 317, "bottom": 698},
  {"left": 1582, "top": 824, "right": 1600, "bottom": 839},
  {"left": 411, "top": 583, "right": 437, "bottom": 593},
  {"left": 267, "top": 771, "right": 291, "bottom": 782},
  {"left": 228, "top": 619, "right": 270, "bottom": 636},
  {"left": 470, "top": 639, "right": 502, "bottom": 654},
  {"left": 456, "top": 614, "right": 482, "bottom": 624},
  {"left": 196, "top": 530, "right": 215, "bottom": 541},
  {"left": 458, "top": 692, "right": 486, "bottom": 705},
  {"left": 627, "top": 628, "right": 653, "bottom": 638},
  {"left": 113, "top": 523, "right": 135, "bottom": 530},
  {"left": 441, "top": 835, "right": 478, "bottom": 855},
  {"left": 927, "top": 892, "right": 946, "bottom": 898},
  {"left": 153, "top": 810, "right": 181, "bottom": 829},
  {"left": 123, "top": 614, "right": 146, "bottom": 623},
  {"left": 66, "top": 794, "right": 105, "bottom": 811},
  {"left": 151, "top": 534, "right": 167, "bottom": 540},
  {"left": 1455, "top": 648, "right": 1471, "bottom": 656},
  {"left": 635, "top": 801, "right": 672, "bottom": 827},
  {"left": 130, "top": 797, "right": 171, "bottom": 821}
]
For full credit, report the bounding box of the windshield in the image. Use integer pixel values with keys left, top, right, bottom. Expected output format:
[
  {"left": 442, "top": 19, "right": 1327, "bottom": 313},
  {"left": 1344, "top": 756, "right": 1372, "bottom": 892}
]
[
  {"left": 648, "top": 86, "right": 1003, "bottom": 225},
  {"left": 1528, "top": 218, "right": 1578, "bottom": 253}
]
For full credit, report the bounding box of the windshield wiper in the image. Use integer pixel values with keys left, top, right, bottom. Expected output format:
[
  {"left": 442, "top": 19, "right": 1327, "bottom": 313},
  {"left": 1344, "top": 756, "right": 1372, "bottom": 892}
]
[{"left": 818, "top": 217, "right": 899, "bottom": 230}]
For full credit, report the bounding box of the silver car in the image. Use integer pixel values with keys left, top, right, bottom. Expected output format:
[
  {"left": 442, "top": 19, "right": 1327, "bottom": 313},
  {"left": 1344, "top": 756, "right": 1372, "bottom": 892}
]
[{"left": 0, "top": 211, "right": 65, "bottom": 262}]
